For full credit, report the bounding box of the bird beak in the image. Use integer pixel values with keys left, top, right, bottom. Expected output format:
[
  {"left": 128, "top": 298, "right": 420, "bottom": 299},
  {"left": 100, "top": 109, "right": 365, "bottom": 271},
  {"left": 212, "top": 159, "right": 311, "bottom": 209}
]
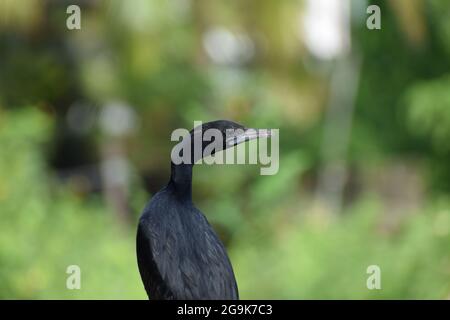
[{"left": 226, "top": 128, "right": 272, "bottom": 146}]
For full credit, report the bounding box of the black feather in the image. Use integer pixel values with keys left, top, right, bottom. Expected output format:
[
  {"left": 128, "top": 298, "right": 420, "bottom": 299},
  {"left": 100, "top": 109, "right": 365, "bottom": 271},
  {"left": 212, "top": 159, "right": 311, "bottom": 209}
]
[{"left": 136, "top": 120, "right": 245, "bottom": 300}]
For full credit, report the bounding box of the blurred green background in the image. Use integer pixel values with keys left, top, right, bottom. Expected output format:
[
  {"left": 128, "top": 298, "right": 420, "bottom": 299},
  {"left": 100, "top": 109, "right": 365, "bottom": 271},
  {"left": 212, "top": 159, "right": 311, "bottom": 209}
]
[{"left": 0, "top": 0, "right": 449, "bottom": 299}]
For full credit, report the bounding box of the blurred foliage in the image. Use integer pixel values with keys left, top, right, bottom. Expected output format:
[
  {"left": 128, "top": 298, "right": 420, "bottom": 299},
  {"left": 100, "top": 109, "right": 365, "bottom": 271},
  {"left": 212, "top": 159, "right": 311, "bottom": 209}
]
[
  {"left": 233, "top": 198, "right": 450, "bottom": 299},
  {"left": 0, "top": 109, "right": 144, "bottom": 298},
  {"left": 0, "top": 109, "right": 448, "bottom": 299},
  {"left": 0, "top": 0, "right": 449, "bottom": 299}
]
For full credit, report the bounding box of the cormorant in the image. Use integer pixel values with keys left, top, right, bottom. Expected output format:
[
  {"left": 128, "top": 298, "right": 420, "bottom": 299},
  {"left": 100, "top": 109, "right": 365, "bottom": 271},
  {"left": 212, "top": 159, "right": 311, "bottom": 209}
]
[{"left": 136, "top": 120, "right": 271, "bottom": 300}]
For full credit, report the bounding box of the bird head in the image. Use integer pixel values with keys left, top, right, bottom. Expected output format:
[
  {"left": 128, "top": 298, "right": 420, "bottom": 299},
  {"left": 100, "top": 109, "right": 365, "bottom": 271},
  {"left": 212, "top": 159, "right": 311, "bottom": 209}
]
[
  {"left": 170, "top": 120, "right": 272, "bottom": 165},
  {"left": 189, "top": 120, "right": 271, "bottom": 159}
]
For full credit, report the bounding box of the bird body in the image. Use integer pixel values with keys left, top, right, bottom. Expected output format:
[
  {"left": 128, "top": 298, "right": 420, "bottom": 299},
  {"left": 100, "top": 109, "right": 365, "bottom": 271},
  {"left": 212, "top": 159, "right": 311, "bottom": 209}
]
[
  {"left": 136, "top": 120, "right": 271, "bottom": 300},
  {"left": 137, "top": 181, "right": 238, "bottom": 299}
]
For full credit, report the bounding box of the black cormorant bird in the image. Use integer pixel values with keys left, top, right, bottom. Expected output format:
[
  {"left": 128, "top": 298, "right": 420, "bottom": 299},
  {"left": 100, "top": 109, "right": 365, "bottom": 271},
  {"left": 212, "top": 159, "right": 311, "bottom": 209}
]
[{"left": 136, "top": 120, "right": 271, "bottom": 300}]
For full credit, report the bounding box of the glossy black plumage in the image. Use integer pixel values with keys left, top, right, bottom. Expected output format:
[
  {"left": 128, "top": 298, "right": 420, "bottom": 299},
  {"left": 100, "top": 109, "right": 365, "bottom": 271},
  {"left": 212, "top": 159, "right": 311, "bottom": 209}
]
[
  {"left": 136, "top": 120, "right": 269, "bottom": 300},
  {"left": 137, "top": 178, "right": 238, "bottom": 299}
]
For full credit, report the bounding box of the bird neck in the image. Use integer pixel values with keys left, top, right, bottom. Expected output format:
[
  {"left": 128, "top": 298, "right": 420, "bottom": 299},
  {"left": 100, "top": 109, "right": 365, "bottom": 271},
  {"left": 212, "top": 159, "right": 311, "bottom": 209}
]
[{"left": 169, "top": 162, "right": 193, "bottom": 200}]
